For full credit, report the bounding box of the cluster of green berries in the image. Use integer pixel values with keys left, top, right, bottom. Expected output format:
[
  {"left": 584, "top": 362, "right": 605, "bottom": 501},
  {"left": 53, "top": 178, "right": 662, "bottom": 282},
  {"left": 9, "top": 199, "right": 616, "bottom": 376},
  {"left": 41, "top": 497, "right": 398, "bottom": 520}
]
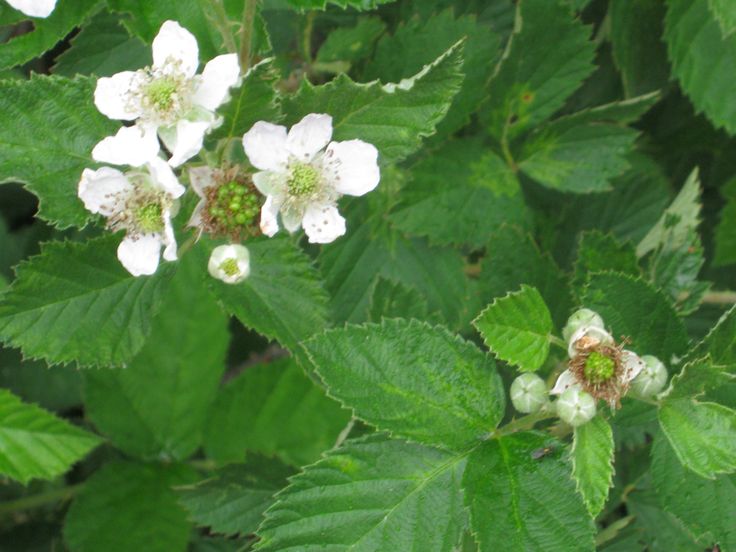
[{"left": 204, "top": 179, "right": 260, "bottom": 240}]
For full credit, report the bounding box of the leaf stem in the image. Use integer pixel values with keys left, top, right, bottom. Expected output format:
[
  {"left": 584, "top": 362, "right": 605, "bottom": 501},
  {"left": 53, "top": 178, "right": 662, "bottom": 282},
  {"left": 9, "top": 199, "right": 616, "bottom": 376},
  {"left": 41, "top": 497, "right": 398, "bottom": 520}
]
[
  {"left": 207, "top": 0, "right": 238, "bottom": 53},
  {"left": 492, "top": 408, "right": 557, "bottom": 438},
  {"left": 302, "top": 11, "right": 316, "bottom": 65},
  {"left": 0, "top": 483, "right": 83, "bottom": 516},
  {"left": 239, "top": 0, "right": 259, "bottom": 74},
  {"left": 549, "top": 334, "right": 568, "bottom": 351},
  {"left": 701, "top": 290, "right": 736, "bottom": 305}
]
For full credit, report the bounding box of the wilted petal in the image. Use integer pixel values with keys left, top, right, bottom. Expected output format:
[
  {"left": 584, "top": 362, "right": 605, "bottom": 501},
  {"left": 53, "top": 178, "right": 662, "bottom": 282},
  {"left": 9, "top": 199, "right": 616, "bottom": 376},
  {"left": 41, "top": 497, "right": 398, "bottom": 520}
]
[
  {"left": 92, "top": 125, "right": 160, "bottom": 167},
  {"left": 302, "top": 203, "right": 346, "bottom": 244},
  {"left": 243, "top": 122, "right": 289, "bottom": 172},
  {"left": 78, "top": 167, "right": 131, "bottom": 216},
  {"left": 286, "top": 113, "right": 332, "bottom": 161},
  {"left": 568, "top": 325, "right": 615, "bottom": 358},
  {"left": 152, "top": 20, "right": 199, "bottom": 77},
  {"left": 6, "top": 0, "right": 56, "bottom": 17},
  {"left": 117, "top": 234, "right": 162, "bottom": 276},
  {"left": 621, "top": 350, "right": 646, "bottom": 384},
  {"left": 325, "top": 139, "right": 380, "bottom": 196},
  {"left": 192, "top": 53, "right": 240, "bottom": 111},
  {"left": 94, "top": 71, "right": 140, "bottom": 120},
  {"left": 188, "top": 166, "right": 216, "bottom": 198},
  {"left": 550, "top": 369, "right": 579, "bottom": 395},
  {"left": 161, "top": 212, "right": 177, "bottom": 261}
]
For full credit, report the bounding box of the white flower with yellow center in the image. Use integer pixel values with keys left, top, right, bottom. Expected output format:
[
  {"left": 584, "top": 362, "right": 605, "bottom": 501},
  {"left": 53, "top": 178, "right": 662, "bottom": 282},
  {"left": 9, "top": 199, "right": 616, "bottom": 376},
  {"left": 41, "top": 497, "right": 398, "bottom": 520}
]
[
  {"left": 5, "top": 0, "right": 55, "bottom": 17},
  {"left": 242, "top": 113, "right": 380, "bottom": 244},
  {"left": 93, "top": 20, "right": 240, "bottom": 168},
  {"left": 208, "top": 244, "right": 251, "bottom": 284},
  {"left": 78, "top": 159, "right": 185, "bottom": 276}
]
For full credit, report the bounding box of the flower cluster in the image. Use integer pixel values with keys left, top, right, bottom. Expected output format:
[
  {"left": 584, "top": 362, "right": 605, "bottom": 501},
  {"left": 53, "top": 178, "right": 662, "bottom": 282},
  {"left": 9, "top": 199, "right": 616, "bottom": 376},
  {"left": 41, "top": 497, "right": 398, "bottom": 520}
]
[
  {"left": 77, "top": 20, "right": 380, "bottom": 282},
  {"left": 509, "top": 308, "right": 669, "bottom": 427}
]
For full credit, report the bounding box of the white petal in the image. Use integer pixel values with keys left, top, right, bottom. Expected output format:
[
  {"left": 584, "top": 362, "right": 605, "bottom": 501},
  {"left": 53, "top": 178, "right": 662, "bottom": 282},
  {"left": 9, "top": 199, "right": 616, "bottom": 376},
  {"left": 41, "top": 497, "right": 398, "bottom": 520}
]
[
  {"left": 252, "top": 171, "right": 276, "bottom": 196},
  {"left": 260, "top": 195, "right": 280, "bottom": 237},
  {"left": 242, "top": 122, "right": 289, "bottom": 172},
  {"left": 162, "top": 119, "right": 210, "bottom": 167},
  {"left": 152, "top": 20, "right": 199, "bottom": 77},
  {"left": 5, "top": 0, "right": 56, "bottom": 17},
  {"left": 302, "top": 203, "right": 346, "bottom": 244},
  {"left": 117, "top": 234, "right": 162, "bottom": 277},
  {"left": 92, "top": 126, "right": 160, "bottom": 167},
  {"left": 78, "top": 167, "right": 131, "bottom": 216},
  {"left": 94, "top": 71, "right": 140, "bottom": 120},
  {"left": 325, "top": 139, "right": 380, "bottom": 196},
  {"left": 286, "top": 113, "right": 332, "bottom": 161},
  {"left": 161, "top": 212, "right": 178, "bottom": 261},
  {"left": 621, "top": 350, "right": 646, "bottom": 384},
  {"left": 147, "top": 157, "right": 185, "bottom": 198},
  {"left": 188, "top": 166, "right": 216, "bottom": 198},
  {"left": 208, "top": 244, "right": 250, "bottom": 284},
  {"left": 192, "top": 53, "right": 241, "bottom": 111},
  {"left": 550, "top": 370, "right": 580, "bottom": 395},
  {"left": 282, "top": 208, "right": 303, "bottom": 233},
  {"left": 568, "top": 325, "right": 615, "bottom": 358}
]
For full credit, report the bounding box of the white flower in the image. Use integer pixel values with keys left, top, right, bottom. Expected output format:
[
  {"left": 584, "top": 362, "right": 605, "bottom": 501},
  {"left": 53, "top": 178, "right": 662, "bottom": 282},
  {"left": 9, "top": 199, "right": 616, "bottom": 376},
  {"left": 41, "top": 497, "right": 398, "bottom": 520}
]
[
  {"left": 552, "top": 324, "right": 645, "bottom": 408},
  {"left": 5, "top": 0, "right": 56, "bottom": 17},
  {"left": 93, "top": 20, "right": 240, "bottom": 168},
  {"left": 242, "top": 113, "right": 380, "bottom": 244},
  {"left": 562, "top": 308, "right": 605, "bottom": 343},
  {"left": 78, "top": 158, "right": 185, "bottom": 276},
  {"left": 208, "top": 244, "right": 250, "bottom": 284}
]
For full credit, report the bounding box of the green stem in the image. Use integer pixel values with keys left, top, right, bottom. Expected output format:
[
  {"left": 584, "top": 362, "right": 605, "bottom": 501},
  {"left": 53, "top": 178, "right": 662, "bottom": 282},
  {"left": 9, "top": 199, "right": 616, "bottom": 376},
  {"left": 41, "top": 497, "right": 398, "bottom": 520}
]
[
  {"left": 500, "top": 115, "right": 517, "bottom": 170},
  {"left": 239, "top": 0, "right": 259, "bottom": 74},
  {"left": 177, "top": 233, "right": 199, "bottom": 257},
  {"left": 209, "top": 0, "right": 238, "bottom": 53},
  {"left": 595, "top": 515, "right": 635, "bottom": 546},
  {"left": 702, "top": 290, "right": 736, "bottom": 305},
  {"left": 302, "top": 11, "right": 316, "bottom": 65},
  {"left": 549, "top": 334, "right": 568, "bottom": 351},
  {"left": 492, "top": 408, "right": 557, "bottom": 438},
  {"left": 0, "top": 484, "right": 83, "bottom": 515}
]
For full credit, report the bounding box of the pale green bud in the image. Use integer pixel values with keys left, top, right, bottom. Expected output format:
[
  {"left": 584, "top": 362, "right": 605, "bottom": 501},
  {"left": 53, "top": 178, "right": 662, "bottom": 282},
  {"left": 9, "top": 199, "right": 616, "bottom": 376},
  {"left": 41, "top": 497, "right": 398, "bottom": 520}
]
[
  {"left": 556, "top": 387, "right": 597, "bottom": 427},
  {"left": 510, "top": 373, "right": 548, "bottom": 414},
  {"left": 562, "top": 308, "right": 605, "bottom": 343},
  {"left": 629, "top": 355, "right": 668, "bottom": 398}
]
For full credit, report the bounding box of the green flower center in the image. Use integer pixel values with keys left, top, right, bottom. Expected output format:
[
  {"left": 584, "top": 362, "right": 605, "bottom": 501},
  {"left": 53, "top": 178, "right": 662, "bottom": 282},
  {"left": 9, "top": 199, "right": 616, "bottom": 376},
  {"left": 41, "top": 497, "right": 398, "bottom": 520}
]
[
  {"left": 287, "top": 163, "right": 320, "bottom": 197},
  {"left": 219, "top": 258, "right": 240, "bottom": 277},
  {"left": 135, "top": 203, "right": 164, "bottom": 233},
  {"left": 205, "top": 180, "right": 261, "bottom": 237},
  {"left": 583, "top": 351, "right": 616, "bottom": 384},
  {"left": 145, "top": 77, "right": 179, "bottom": 111}
]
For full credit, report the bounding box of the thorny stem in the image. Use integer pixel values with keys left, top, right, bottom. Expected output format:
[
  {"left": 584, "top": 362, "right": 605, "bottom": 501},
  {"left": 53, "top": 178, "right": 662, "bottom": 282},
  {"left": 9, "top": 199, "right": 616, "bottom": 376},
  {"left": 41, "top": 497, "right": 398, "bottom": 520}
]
[
  {"left": 239, "top": 0, "right": 259, "bottom": 74},
  {"left": 0, "top": 484, "right": 83, "bottom": 516},
  {"left": 207, "top": 0, "right": 238, "bottom": 53}
]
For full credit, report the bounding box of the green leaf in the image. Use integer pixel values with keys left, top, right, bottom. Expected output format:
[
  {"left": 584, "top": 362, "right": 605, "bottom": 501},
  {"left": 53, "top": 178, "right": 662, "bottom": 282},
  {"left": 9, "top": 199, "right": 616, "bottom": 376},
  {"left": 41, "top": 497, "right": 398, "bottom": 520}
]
[
  {"left": 709, "top": 0, "right": 736, "bottom": 36},
  {"left": 610, "top": 0, "right": 670, "bottom": 97},
  {"left": 479, "top": 225, "right": 572, "bottom": 330},
  {"left": 53, "top": 12, "right": 149, "bottom": 77},
  {"left": 256, "top": 434, "right": 467, "bottom": 552},
  {"left": 0, "top": 75, "right": 117, "bottom": 229},
  {"left": 64, "top": 461, "right": 196, "bottom": 552},
  {"left": 0, "top": 235, "right": 174, "bottom": 367},
  {"left": 665, "top": 0, "right": 736, "bottom": 134},
  {"left": 365, "top": 9, "right": 501, "bottom": 137},
  {"left": 662, "top": 358, "right": 733, "bottom": 402},
  {"left": 473, "top": 285, "right": 552, "bottom": 372},
  {"left": 549, "top": 92, "right": 661, "bottom": 127},
  {"left": 485, "top": 0, "right": 595, "bottom": 140},
  {"left": 178, "top": 458, "right": 293, "bottom": 537},
  {"left": 572, "top": 231, "right": 640, "bottom": 290},
  {"left": 207, "top": 237, "right": 329, "bottom": 353},
  {"left": 389, "top": 138, "right": 530, "bottom": 248},
  {"left": 651, "top": 435, "right": 736, "bottom": 549},
  {"left": 320, "top": 213, "right": 470, "bottom": 330},
  {"left": 572, "top": 414, "right": 614, "bottom": 516},
  {"left": 518, "top": 122, "right": 638, "bottom": 193},
  {"left": 463, "top": 432, "right": 596, "bottom": 552},
  {"left": 282, "top": 41, "right": 464, "bottom": 164},
  {"left": 284, "top": 0, "right": 397, "bottom": 10},
  {"left": 304, "top": 319, "right": 504, "bottom": 450},
  {"left": 203, "top": 357, "right": 350, "bottom": 467},
  {"left": 367, "top": 277, "right": 430, "bottom": 322},
  {"left": 316, "top": 17, "right": 386, "bottom": 64},
  {"left": 0, "top": 389, "right": 100, "bottom": 484},
  {"left": 658, "top": 398, "right": 736, "bottom": 479},
  {"left": 83, "top": 253, "right": 229, "bottom": 461},
  {"left": 714, "top": 177, "right": 736, "bottom": 267},
  {"left": 691, "top": 305, "right": 736, "bottom": 365},
  {"left": 207, "top": 59, "right": 282, "bottom": 144},
  {"left": 0, "top": 0, "right": 100, "bottom": 71},
  {"left": 581, "top": 272, "right": 689, "bottom": 362}
]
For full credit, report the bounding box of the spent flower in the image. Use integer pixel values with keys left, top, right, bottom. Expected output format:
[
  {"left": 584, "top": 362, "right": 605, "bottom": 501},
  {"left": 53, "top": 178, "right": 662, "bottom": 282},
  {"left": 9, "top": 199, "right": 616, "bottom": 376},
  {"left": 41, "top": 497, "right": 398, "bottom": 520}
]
[
  {"left": 93, "top": 20, "right": 240, "bottom": 168},
  {"left": 242, "top": 113, "right": 380, "bottom": 244},
  {"left": 78, "top": 158, "right": 184, "bottom": 276}
]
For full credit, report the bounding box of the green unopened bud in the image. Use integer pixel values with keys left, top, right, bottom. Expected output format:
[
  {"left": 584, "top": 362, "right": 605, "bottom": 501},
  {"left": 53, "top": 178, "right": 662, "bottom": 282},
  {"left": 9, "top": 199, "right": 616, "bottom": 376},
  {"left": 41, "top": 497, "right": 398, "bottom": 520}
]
[
  {"left": 563, "top": 308, "right": 605, "bottom": 343},
  {"left": 556, "top": 387, "right": 597, "bottom": 427},
  {"left": 629, "top": 355, "right": 668, "bottom": 398},
  {"left": 510, "top": 373, "right": 548, "bottom": 414}
]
